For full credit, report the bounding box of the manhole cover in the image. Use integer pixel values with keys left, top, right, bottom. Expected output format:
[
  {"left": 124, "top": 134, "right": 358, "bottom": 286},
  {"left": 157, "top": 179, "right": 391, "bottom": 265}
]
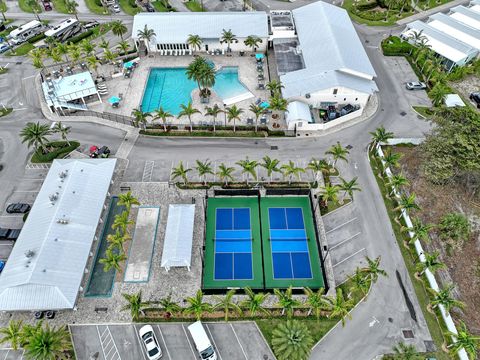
[
  {"left": 270, "top": 145, "right": 278, "bottom": 150},
  {"left": 402, "top": 329, "right": 414, "bottom": 339},
  {"left": 388, "top": 317, "right": 393, "bottom": 323},
  {"left": 400, "top": 111, "right": 407, "bottom": 116}
]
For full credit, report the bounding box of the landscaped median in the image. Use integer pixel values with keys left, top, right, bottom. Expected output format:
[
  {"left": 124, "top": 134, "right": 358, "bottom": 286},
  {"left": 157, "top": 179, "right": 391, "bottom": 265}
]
[
  {"left": 0, "top": 107, "right": 12, "bottom": 117},
  {"left": 140, "top": 125, "right": 286, "bottom": 138},
  {"left": 31, "top": 141, "right": 80, "bottom": 163}
]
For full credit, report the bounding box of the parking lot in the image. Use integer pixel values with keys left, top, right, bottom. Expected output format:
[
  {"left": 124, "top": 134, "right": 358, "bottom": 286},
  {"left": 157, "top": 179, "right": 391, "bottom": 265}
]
[
  {"left": 70, "top": 322, "right": 275, "bottom": 360},
  {"left": 0, "top": 349, "right": 24, "bottom": 359}
]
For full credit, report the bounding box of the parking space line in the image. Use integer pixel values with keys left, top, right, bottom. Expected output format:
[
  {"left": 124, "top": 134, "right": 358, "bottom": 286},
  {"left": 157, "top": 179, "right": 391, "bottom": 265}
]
[
  {"left": 230, "top": 324, "right": 248, "bottom": 360},
  {"left": 325, "top": 217, "right": 358, "bottom": 234},
  {"left": 96, "top": 326, "right": 108, "bottom": 360},
  {"left": 329, "top": 232, "right": 361, "bottom": 250},
  {"left": 332, "top": 248, "right": 366, "bottom": 267},
  {"left": 107, "top": 325, "right": 121, "bottom": 360},
  {"left": 181, "top": 324, "right": 197, "bottom": 359},
  {"left": 205, "top": 325, "right": 223, "bottom": 360},
  {"left": 156, "top": 326, "right": 171, "bottom": 360},
  {"left": 133, "top": 325, "right": 149, "bottom": 360},
  {"left": 3, "top": 350, "right": 9, "bottom": 360}
]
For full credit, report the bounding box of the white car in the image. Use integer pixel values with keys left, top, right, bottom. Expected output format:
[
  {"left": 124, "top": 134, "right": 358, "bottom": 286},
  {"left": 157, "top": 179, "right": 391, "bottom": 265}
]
[
  {"left": 111, "top": 4, "right": 121, "bottom": 13},
  {"left": 139, "top": 325, "right": 162, "bottom": 360}
]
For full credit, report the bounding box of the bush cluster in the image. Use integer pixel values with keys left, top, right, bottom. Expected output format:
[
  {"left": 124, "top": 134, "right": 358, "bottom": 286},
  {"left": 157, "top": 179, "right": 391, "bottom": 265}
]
[
  {"left": 381, "top": 36, "right": 414, "bottom": 56},
  {"left": 27, "top": 33, "right": 46, "bottom": 44},
  {"left": 68, "top": 29, "right": 94, "bottom": 44},
  {"left": 31, "top": 141, "right": 80, "bottom": 163}
]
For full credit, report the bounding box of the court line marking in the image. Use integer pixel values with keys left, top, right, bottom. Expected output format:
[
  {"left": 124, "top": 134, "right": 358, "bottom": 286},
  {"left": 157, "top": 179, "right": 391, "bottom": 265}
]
[
  {"left": 133, "top": 324, "right": 149, "bottom": 360},
  {"left": 96, "top": 326, "right": 108, "bottom": 360},
  {"left": 181, "top": 324, "right": 197, "bottom": 359},
  {"left": 156, "top": 325, "right": 171, "bottom": 360},
  {"left": 205, "top": 324, "right": 223, "bottom": 360},
  {"left": 329, "top": 232, "right": 361, "bottom": 250},
  {"left": 230, "top": 324, "right": 248, "bottom": 360},
  {"left": 325, "top": 217, "right": 358, "bottom": 234},
  {"left": 332, "top": 247, "right": 366, "bottom": 267}
]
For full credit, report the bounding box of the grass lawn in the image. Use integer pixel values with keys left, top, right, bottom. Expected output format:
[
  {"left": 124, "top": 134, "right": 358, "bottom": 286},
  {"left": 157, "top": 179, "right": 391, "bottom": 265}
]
[
  {"left": 51, "top": 0, "right": 69, "bottom": 13},
  {"left": 84, "top": 0, "right": 108, "bottom": 15},
  {"left": 320, "top": 199, "right": 352, "bottom": 215},
  {"left": 0, "top": 107, "right": 13, "bottom": 117},
  {"left": 6, "top": 42, "right": 34, "bottom": 56},
  {"left": 18, "top": 0, "right": 42, "bottom": 13},
  {"left": 0, "top": 67, "right": 7, "bottom": 75},
  {"left": 31, "top": 141, "right": 80, "bottom": 163},
  {"left": 185, "top": 0, "right": 204, "bottom": 11},
  {"left": 118, "top": 0, "right": 141, "bottom": 15},
  {"left": 342, "top": 0, "right": 412, "bottom": 26},
  {"left": 412, "top": 106, "right": 435, "bottom": 119},
  {"left": 152, "top": 0, "right": 173, "bottom": 11}
]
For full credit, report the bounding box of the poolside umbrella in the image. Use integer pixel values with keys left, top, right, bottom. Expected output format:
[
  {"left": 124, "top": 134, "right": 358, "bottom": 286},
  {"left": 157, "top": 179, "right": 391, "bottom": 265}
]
[
  {"left": 89, "top": 145, "right": 98, "bottom": 153},
  {"left": 255, "top": 53, "right": 264, "bottom": 60},
  {"left": 123, "top": 61, "right": 134, "bottom": 69},
  {"left": 108, "top": 96, "right": 121, "bottom": 105},
  {"left": 260, "top": 101, "right": 269, "bottom": 109}
]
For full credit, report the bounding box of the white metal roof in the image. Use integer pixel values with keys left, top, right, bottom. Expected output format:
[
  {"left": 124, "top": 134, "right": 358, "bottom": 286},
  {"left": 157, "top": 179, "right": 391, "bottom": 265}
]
[
  {"left": 450, "top": 11, "right": 480, "bottom": 29},
  {"left": 132, "top": 12, "right": 268, "bottom": 44},
  {"left": 161, "top": 204, "right": 195, "bottom": 271},
  {"left": 0, "top": 159, "right": 116, "bottom": 311},
  {"left": 286, "top": 101, "right": 312, "bottom": 125},
  {"left": 428, "top": 19, "right": 480, "bottom": 50}
]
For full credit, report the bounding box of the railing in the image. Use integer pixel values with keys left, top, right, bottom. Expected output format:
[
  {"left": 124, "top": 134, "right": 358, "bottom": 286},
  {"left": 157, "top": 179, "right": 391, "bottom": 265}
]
[{"left": 60, "top": 109, "right": 136, "bottom": 127}]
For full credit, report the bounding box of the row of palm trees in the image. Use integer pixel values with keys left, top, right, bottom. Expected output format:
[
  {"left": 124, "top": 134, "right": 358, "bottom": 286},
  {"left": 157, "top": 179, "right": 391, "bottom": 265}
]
[
  {"left": 20, "top": 121, "right": 71, "bottom": 154},
  {"left": 186, "top": 32, "right": 263, "bottom": 54},
  {"left": 99, "top": 191, "right": 140, "bottom": 273}
]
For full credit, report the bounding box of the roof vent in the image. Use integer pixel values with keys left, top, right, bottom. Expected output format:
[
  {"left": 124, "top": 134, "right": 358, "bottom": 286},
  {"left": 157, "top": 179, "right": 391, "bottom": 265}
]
[
  {"left": 42, "top": 269, "right": 46, "bottom": 272},
  {"left": 49, "top": 193, "right": 58, "bottom": 203},
  {"left": 54, "top": 238, "right": 58, "bottom": 242},
  {"left": 25, "top": 250, "right": 35, "bottom": 258},
  {"left": 56, "top": 217, "right": 69, "bottom": 224},
  {"left": 59, "top": 170, "right": 68, "bottom": 179}
]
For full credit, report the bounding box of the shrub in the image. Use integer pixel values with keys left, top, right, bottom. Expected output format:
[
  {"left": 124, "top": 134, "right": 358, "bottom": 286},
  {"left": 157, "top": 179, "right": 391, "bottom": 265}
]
[
  {"left": 439, "top": 212, "right": 471, "bottom": 251},
  {"left": 128, "top": 0, "right": 138, "bottom": 7},
  {"left": 381, "top": 36, "right": 414, "bottom": 56},
  {"left": 27, "top": 33, "right": 46, "bottom": 44},
  {"left": 355, "top": 0, "right": 377, "bottom": 11},
  {"left": 67, "top": 30, "right": 94, "bottom": 44},
  {"left": 31, "top": 141, "right": 80, "bottom": 163}
]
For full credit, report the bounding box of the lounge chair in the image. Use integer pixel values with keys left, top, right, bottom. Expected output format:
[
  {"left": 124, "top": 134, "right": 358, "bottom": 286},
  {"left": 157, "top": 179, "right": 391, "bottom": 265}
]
[
  {"left": 97, "top": 84, "right": 107, "bottom": 90},
  {"left": 255, "top": 98, "right": 262, "bottom": 105}
]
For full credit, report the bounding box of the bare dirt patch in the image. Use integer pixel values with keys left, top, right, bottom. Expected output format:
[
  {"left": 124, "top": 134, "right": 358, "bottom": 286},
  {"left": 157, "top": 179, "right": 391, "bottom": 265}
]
[{"left": 393, "top": 145, "right": 480, "bottom": 333}]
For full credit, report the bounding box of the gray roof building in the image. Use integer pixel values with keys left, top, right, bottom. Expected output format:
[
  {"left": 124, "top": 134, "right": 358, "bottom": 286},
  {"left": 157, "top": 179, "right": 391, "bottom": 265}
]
[{"left": 0, "top": 159, "right": 116, "bottom": 311}]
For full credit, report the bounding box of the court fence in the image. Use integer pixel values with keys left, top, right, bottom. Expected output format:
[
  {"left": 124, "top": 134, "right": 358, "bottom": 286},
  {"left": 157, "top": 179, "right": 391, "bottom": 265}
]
[
  {"left": 60, "top": 110, "right": 137, "bottom": 127},
  {"left": 213, "top": 189, "right": 260, "bottom": 197},
  {"left": 265, "top": 188, "right": 310, "bottom": 196}
]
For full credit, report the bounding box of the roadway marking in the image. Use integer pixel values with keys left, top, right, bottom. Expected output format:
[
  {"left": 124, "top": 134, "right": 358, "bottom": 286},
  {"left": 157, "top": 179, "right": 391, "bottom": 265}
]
[
  {"left": 142, "top": 161, "right": 154, "bottom": 182},
  {"left": 133, "top": 325, "right": 148, "bottom": 360},
  {"left": 3, "top": 350, "right": 9, "bottom": 360},
  {"left": 329, "top": 232, "right": 361, "bottom": 250},
  {"left": 96, "top": 326, "right": 108, "bottom": 360},
  {"left": 22, "top": 75, "right": 36, "bottom": 80},
  {"left": 230, "top": 324, "right": 248, "bottom": 360},
  {"left": 156, "top": 325, "right": 171, "bottom": 360},
  {"left": 205, "top": 324, "right": 223, "bottom": 360},
  {"left": 181, "top": 324, "right": 197, "bottom": 359},
  {"left": 97, "top": 325, "right": 121, "bottom": 360},
  {"left": 12, "top": 108, "right": 28, "bottom": 111},
  {"left": 325, "top": 217, "right": 358, "bottom": 234},
  {"left": 369, "top": 316, "right": 380, "bottom": 327},
  {"left": 332, "top": 247, "right": 366, "bottom": 267}
]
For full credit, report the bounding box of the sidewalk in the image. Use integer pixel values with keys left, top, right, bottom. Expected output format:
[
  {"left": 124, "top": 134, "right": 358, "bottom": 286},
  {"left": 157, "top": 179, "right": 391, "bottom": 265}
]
[
  {"left": 397, "top": 0, "right": 471, "bottom": 24},
  {"left": 168, "top": 0, "right": 190, "bottom": 12}
]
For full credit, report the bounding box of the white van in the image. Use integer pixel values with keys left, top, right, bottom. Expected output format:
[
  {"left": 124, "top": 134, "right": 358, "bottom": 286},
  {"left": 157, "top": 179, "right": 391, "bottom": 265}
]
[{"left": 187, "top": 321, "right": 217, "bottom": 360}]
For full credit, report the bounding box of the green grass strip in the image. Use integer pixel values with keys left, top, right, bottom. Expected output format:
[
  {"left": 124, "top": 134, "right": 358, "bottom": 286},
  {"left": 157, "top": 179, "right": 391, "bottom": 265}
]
[
  {"left": 84, "top": 0, "right": 108, "bottom": 15},
  {"left": 51, "top": 0, "right": 70, "bottom": 13},
  {"left": 185, "top": 0, "right": 204, "bottom": 11},
  {"left": 118, "top": 0, "right": 141, "bottom": 15},
  {"left": 6, "top": 42, "right": 34, "bottom": 56}
]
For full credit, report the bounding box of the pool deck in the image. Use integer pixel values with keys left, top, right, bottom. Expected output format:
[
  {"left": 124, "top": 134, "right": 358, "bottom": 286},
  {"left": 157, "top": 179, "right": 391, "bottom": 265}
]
[{"left": 90, "top": 54, "right": 272, "bottom": 126}]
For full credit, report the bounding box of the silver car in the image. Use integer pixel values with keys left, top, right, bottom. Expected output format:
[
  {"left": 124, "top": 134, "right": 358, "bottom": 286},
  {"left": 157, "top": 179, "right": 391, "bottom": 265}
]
[{"left": 406, "top": 81, "right": 427, "bottom": 90}]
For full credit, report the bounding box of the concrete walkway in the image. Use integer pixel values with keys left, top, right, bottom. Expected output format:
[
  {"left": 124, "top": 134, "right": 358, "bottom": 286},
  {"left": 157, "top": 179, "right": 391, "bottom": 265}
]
[
  {"left": 168, "top": 0, "right": 190, "bottom": 12},
  {"left": 397, "top": 0, "right": 471, "bottom": 24}
]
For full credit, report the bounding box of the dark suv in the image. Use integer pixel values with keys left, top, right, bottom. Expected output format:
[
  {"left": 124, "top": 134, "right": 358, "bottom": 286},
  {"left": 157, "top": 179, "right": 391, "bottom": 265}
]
[
  {"left": 469, "top": 92, "right": 480, "bottom": 108},
  {"left": 6, "top": 203, "right": 31, "bottom": 214}
]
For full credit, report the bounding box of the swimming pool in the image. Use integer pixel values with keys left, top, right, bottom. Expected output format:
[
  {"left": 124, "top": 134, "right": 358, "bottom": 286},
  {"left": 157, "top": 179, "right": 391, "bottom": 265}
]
[{"left": 141, "top": 67, "right": 251, "bottom": 115}]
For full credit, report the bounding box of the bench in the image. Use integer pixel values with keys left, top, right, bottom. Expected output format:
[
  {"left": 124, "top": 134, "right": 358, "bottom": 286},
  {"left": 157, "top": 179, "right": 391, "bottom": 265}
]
[
  {"left": 120, "top": 186, "right": 131, "bottom": 191},
  {"left": 94, "top": 307, "right": 108, "bottom": 313}
]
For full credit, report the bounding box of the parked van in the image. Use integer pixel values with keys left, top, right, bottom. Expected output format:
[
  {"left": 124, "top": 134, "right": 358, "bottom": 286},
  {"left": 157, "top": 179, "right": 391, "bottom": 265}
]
[{"left": 187, "top": 321, "right": 217, "bottom": 360}]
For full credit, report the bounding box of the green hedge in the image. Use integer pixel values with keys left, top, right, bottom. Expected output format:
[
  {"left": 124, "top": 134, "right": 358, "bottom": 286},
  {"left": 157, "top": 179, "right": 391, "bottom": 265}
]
[
  {"left": 31, "top": 141, "right": 80, "bottom": 163},
  {"left": 67, "top": 30, "right": 94, "bottom": 44},
  {"left": 381, "top": 36, "right": 414, "bottom": 56},
  {"left": 355, "top": 0, "right": 377, "bottom": 10},
  {"left": 27, "top": 33, "right": 46, "bottom": 44}
]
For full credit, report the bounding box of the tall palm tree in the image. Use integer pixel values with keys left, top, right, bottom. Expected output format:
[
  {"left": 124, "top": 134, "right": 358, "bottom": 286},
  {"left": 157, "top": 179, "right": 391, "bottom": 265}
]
[
  {"left": 137, "top": 25, "right": 156, "bottom": 53},
  {"left": 268, "top": 94, "right": 288, "bottom": 119},
  {"left": 99, "top": 38, "right": 110, "bottom": 52},
  {"left": 326, "top": 142, "right": 349, "bottom": 168},
  {"left": 67, "top": 43, "right": 81, "bottom": 66},
  {"left": 240, "top": 287, "right": 270, "bottom": 317},
  {"left": 320, "top": 184, "right": 340, "bottom": 206},
  {"left": 402, "top": 218, "right": 434, "bottom": 245},
  {"left": 118, "top": 191, "right": 140, "bottom": 211},
  {"left": 338, "top": 177, "right": 361, "bottom": 200},
  {"left": 369, "top": 126, "right": 394, "bottom": 148},
  {"left": 382, "top": 148, "right": 402, "bottom": 169},
  {"left": 195, "top": 159, "right": 214, "bottom": 185},
  {"left": 49, "top": 47, "right": 63, "bottom": 64},
  {"left": 99, "top": 248, "right": 126, "bottom": 272},
  {"left": 395, "top": 193, "right": 421, "bottom": 219},
  {"left": 244, "top": 35, "right": 262, "bottom": 52},
  {"left": 158, "top": 295, "right": 181, "bottom": 317},
  {"left": 86, "top": 55, "right": 100, "bottom": 77},
  {"left": 348, "top": 268, "right": 370, "bottom": 298},
  {"left": 186, "top": 57, "right": 208, "bottom": 92},
  {"left": 184, "top": 290, "right": 212, "bottom": 321},
  {"left": 171, "top": 161, "right": 191, "bottom": 185},
  {"left": 236, "top": 158, "right": 258, "bottom": 185},
  {"left": 217, "top": 163, "right": 235, "bottom": 185},
  {"left": 274, "top": 287, "right": 301, "bottom": 318},
  {"left": 249, "top": 103, "right": 264, "bottom": 132},
  {"left": 112, "top": 211, "right": 133, "bottom": 234},
  {"left": 392, "top": 342, "right": 419, "bottom": 360},
  {"left": 388, "top": 173, "right": 409, "bottom": 195},
  {"left": 65, "top": 0, "right": 79, "bottom": 20},
  {"left": 416, "top": 251, "right": 445, "bottom": 275},
  {"left": 428, "top": 284, "right": 465, "bottom": 313},
  {"left": 117, "top": 40, "right": 130, "bottom": 55},
  {"left": 326, "top": 288, "right": 354, "bottom": 327},
  {"left": 306, "top": 158, "right": 329, "bottom": 183},
  {"left": 271, "top": 320, "right": 313, "bottom": 360},
  {"left": 79, "top": 39, "right": 95, "bottom": 57},
  {"left": 205, "top": 104, "right": 222, "bottom": 133},
  {"left": 103, "top": 49, "right": 116, "bottom": 64},
  {"left": 213, "top": 289, "right": 242, "bottom": 321},
  {"left": 280, "top": 160, "right": 305, "bottom": 184},
  {"left": 153, "top": 107, "right": 173, "bottom": 132},
  {"left": 261, "top": 155, "right": 280, "bottom": 183},
  {"left": 29, "top": 48, "right": 45, "bottom": 71},
  {"left": 178, "top": 102, "right": 200, "bottom": 132},
  {"left": 111, "top": 20, "right": 128, "bottom": 41},
  {"left": 131, "top": 108, "right": 151, "bottom": 128},
  {"left": 0, "top": 0, "right": 6, "bottom": 22},
  {"left": 56, "top": 42, "right": 70, "bottom": 63},
  {"left": 107, "top": 229, "right": 127, "bottom": 252},
  {"left": 0, "top": 320, "right": 23, "bottom": 350},
  {"left": 266, "top": 80, "right": 284, "bottom": 95},
  {"left": 23, "top": 324, "right": 72, "bottom": 360},
  {"left": 198, "top": 65, "right": 216, "bottom": 99},
  {"left": 52, "top": 121, "right": 71, "bottom": 146},
  {"left": 303, "top": 287, "right": 328, "bottom": 321},
  {"left": 220, "top": 29, "right": 237, "bottom": 52},
  {"left": 187, "top": 34, "right": 203, "bottom": 52},
  {"left": 226, "top": 105, "right": 243, "bottom": 132},
  {"left": 446, "top": 322, "right": 480, "bottom": 359},
  {"left": 20, "top": 122, "right": 51, "bottom": 154},
  {"left": 361, "top": 256, "right": 387, "bottom": 283},
  {"left": 429, "top": 83, "right": 449, "bottom": 107},
  {"left": 26, "top": 0, "right": 41, "bottom": 21},
  {"left": 121, "top": 291, "right": 146, "bottom": 320}
]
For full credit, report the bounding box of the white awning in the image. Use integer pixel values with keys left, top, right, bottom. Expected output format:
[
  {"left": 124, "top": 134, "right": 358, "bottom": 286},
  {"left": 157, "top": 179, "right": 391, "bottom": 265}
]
[
  {"left": 444, "top": 93, "right": 465, "bottom": 107},
  {"left": 161, "top": 204, "right": 195, "bottom": 271},
  {"left": 286, "top": 101, "right": 312, "bottom": 130}
]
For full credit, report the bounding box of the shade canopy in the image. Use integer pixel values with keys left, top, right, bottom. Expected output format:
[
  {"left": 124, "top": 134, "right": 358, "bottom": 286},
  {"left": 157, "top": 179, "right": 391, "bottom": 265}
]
[
  {"left": 260, "top": 101, "right": 269, "bottom": 109},
  {"left": 161, "top": 204, "right": 195, "bottom": 271},
  {"left": 255, "top": 53, "right": 265, "bottom": 60},
  {"left": 108, "top": 96, "right": 121, "bottom": 104},
  {"left": 123, "top": 61, "right": 135, "bottom": 69}
]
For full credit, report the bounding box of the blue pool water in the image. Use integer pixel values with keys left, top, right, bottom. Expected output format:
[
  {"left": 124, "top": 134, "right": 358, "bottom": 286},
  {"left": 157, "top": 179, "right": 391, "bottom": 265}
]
[{"left": 141, "top": 67, "right": 250, "bottom": 115}]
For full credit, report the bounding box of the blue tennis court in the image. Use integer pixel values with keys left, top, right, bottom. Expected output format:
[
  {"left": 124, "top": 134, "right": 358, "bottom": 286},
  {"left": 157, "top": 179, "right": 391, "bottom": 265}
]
[
  {"left": 214, "top": 208, "right": 253, "bottom": 280},
  {"left": 268, "top": 207, "right": 313, "bottom": 279}
]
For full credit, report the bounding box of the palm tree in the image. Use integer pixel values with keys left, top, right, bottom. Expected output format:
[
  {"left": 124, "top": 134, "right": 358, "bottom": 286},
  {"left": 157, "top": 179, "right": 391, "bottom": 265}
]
[
  {"left": 195, "top": 159, "right": 214, "bottom": 185},
  {"left": 118, "top": 191, "right": 140, "bottom": 211},
  {"left": 23, "top": 324, "right": 72, "bottom": 360},
  {"left": 121, "top": 291, "right": 146, "bottom": 320},
  {"left": 261, "top": 155, "right": 280, "bottom": 183},
  {"left": 280, "top": 160, "right": 305, "bottom": 184},
  {"left": 348, "top": 268, "right": 370, "bottom": 298},
  {"left": 0, "top": 320, "right": 23, "bottom": 350},
  {"left": 187, "top": 34, "right": 203, "bottom": 52},
  {"left": 99, "top": 248, "right": 126, "bottom": 272},
  {"left": 244, "top": 35, "right": 262, "bottom": 52},
  {"left": 338, "top": 177, "right": 361, "bottom": 200},
  {"left": 86, "top": 55, "right": 100, "bottom": 77},
  {"left": 382, "top": 148, "right": 402, "bottom": 169},
  {"left": 446, "top": 322, "right": 480, "bottom": 359},
  {"left": 103, "top": 49, "right": 117, "bottom": 64},
  {"left": 67, "top": 43, "right": 81, "bottom": 66},
  {"left": 402, "top": 218, "right": 434, "bottom": 245},
  {"left": 186, "top": 57, "right": 208, "bottom": 92},
  {"left": 152, "top": 107, "right": 173, "bottom": 132},
  {"left": 184, "top": 289, "right": 212, "bottom": 321},
  {"left": 29, "top": 48, "right": 45, "bottom": 71},
  {"left": 51, "top": 121, "right": 71, "bottom": 146},
  {"left": 65, "top": 0, "right": 79, "bottom": 20},
  {"left": 388, "top": 173, "right": 409, "bottom": 195},
  {"left": 213, "top": 289, "right": 242, "bottom": 321},
  {"left": 205, "top": 104, "right": 222, "bottom": 133},
  {"left": 131, "top": 108, "right": 151, "bottom": 128},
  {"left": 416, "top": 251, "right": 445, "bottom": 275},
  {"left": 240, "top": 287, "right": 270, "bottom": 317},
  {"left": 117, "top": 40, "right": 130, "bottom": 55},
  {"left": 198, "top": 65, "right": 216, "bottom": 99},
  {"left": 137, "top": 25, "right": 156, "bottom": 53},
  {"left": 274, "top": 287, "right": 301, "bottom": 318},
  {"left": 361, "top": 256, "right": 387, "bottom": 283},
  {"left": 111, "top": 20, "right": 128, "bottom": 41},
  {"left": 408, "top": 30, "right": 426, "bottom": 47},
  {"left": 0, "top": 0, "right": 6, "bottom": 22},
  {"left": 49, "top": 47, "right": 62, "bottom": 64},
  {"left": 79, "top": 39, "right": 95, "bottom": 57},
  {"left": 99, "top": 38, "right": 110, "bottom": 52},
  {"left": 236, "top": 158, "right": 258, "bottom": 184},
  {"left": 226, "top": 105, "right": 243, "bottom": 132},
  {"left": 20, "top": 122, "right": 51, "bottom": 154},
  {"left": 326, "top": 142, "right": 349, "bottom": 168},
  {"left": 303, "top": 287, "right": 328, "bottom": 321},
  {"left": 395, "top": 193, "right": 421, "bottom": 219},
  {"left": 178, "top": 102, "right": 200, "bottom": 132},
  {"left": 220, "top": 29, "right": 237, "bottom": 53},
  {"left": 320, "top": 184, "right": 340, "bottom": 206},
  {"left": 26, "top": 0, "right": 41, "bottom": 21},
  {"left": 326, "top": 288, "right": 354, "bottom": 327},
  {"left": 428, "top": 284, "right": 465, "bottom": 313},
  {"left": 112, "top": 211, "right": 133, "bottom": 234},
  {"left": 429, "top": 83, "right": 448, "bottom": 107},
  {"left": 56, "top": 42, "right": 70, "bottom": 63},
  {"left": 306, "top": 158, "right": 329, "bottom": 184},
  {"left": 370, "top": 126, "right": 394, "bottom": 148},
  {"left": 107, "top": 229, "right": 127, "bottom": 252},
  {"left": 217, "top": 163, "right": 235, "bottom": 185},
  {"left": 392, "top": 342, "right": 419, "bottom": 360},
  {"left": 171, "top": 161, "right": 191, "bottom": 185},
  {"left": 158, "top": 295, "right": 181, "bottom": 318},
  {"left": 268, "top": 94, "right": 288, "bottom": 119},
  {"left": 266, "top": 80, "right": 284, "bottom": 95},
  {"left": 271, "top": 320, "right": 313, "bottom": 360},
  {"left": 249, "top": 103, "right": 264, "bottom": 132}
]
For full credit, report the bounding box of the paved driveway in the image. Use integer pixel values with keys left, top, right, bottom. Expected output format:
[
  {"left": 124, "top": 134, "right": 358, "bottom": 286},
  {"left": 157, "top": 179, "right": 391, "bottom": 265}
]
[{"left": 70, "top": 322, "right": 274, "bottom": 360}]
